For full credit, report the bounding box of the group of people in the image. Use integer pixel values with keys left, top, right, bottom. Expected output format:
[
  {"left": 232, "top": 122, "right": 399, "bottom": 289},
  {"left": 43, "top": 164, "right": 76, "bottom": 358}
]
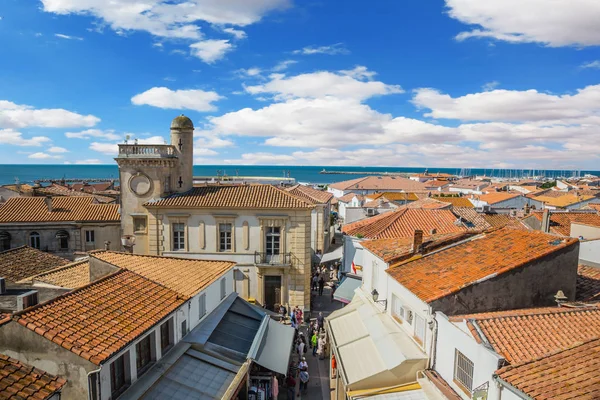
[{"left": 279, "top": 305, "right": 304, "bottom": 329}]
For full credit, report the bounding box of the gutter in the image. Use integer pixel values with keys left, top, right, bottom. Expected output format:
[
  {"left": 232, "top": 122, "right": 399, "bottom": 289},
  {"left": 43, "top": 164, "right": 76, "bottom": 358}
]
[
  {"left": 493, "top": 375, "right": 534, "bottom": 400},
  {"left": 87, "top": 367, "right": 102, "bottom": 400}
]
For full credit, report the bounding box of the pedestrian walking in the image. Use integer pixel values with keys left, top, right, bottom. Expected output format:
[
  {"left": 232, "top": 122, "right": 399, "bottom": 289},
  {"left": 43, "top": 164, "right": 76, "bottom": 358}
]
[
  {"left": 297, "top": 340, "right": 305, "bottom": 357},
  {"left": 317, "top": 312, "right": 324, "bottom": 331},
  {"left": 330, "top": 283, "right": 336, "bottom": 303},
  {"left": 312, "top": 274, "right": 319, "bottom": 292},
  {"left": 298, "top": 368, "right": 309, "bottom": 395},
  {"left": 318, "top": 276, "right": 325, "bottom": 296},
  {"left": 317, "top": 335, "right": 325, "bottom": 360},
  {"left": 295, "top": 306, "right": 303, "bottom": 326},
  {"left": 331, "top": 354, "right": 337, "bottom": 378},
  {"left": 311, "top": 332, "right": 318, "bottom": 356},
  {"left": 285, "top": 374, "right": 296, "bottom": 400},
  {"left": 298, "top": 357, "right": 308, "bottom": 372}
]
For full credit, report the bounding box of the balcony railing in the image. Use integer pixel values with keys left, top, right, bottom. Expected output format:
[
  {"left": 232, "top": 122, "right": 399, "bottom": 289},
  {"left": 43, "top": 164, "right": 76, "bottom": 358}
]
[
  {"left": 254, "top": 252, "right": 292, "bottom": 266},
  {"left": 117, "top": 144, "right": 176, "bottom": 158}
]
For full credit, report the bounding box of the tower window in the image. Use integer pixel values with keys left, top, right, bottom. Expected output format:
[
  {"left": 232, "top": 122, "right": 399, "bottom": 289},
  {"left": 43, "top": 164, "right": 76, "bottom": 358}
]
[
  {"left": 133, "top": 217, "right": 147, "bottom": 234},
  {"left": 172, "top": 223, "right": 185, "bottom": 251},
  {"left": 219, "top": 223, "right": 232, "bottom": 252}
]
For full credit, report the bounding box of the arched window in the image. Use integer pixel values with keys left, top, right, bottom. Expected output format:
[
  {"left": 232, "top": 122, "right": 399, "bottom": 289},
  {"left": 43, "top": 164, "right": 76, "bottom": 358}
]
[
  {"left": 30, "top": 232, "right": 40, "bottom": 249},
  {"left": 56, "top": 230, "right": 69, "bottom": 251},
  {"left": 0, "top": 231, "right": 10, "bottom": 251}
]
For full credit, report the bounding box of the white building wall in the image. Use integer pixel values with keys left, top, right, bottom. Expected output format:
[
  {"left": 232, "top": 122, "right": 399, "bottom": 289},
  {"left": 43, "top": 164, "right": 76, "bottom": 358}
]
[
  {"left": 435, "top": 313, "right": 504, "bottom": 400},
  {"left": 360, "top": 249, "right": 388, "bottom": 296},
  {"left": 579, "top": 238, "right": 600, "bottom": 266},
  {"left": 342, "top": 236, "right": 363, "bottom": 275}
]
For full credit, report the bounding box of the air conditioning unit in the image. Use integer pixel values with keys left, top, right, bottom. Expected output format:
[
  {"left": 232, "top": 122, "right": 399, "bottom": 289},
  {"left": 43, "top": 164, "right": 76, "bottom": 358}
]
[
  {"left": 16, "top": 290, "right": 39, "bottom": 311},
  {"left": 0, "top": 277, "right": 5, "bottom": 295}
]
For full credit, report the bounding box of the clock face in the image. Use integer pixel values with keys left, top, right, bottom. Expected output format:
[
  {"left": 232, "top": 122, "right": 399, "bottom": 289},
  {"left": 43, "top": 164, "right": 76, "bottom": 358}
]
[{"left": 129, "top": 172, "right": 152, "bottom": 196}]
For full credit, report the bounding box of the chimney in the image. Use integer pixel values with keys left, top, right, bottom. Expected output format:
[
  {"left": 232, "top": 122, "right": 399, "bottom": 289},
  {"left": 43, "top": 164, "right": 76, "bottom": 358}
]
[
  {"left": 104, "top": 241, "right": 111, "bottom": 250},
  {"left": 541, "top": 209, "right": 551, "bottom": 233},
  {"left": 411, "top": 230, "right": 424, "bottom": 253},
  {"left": 524, "top": 203, "right": 530, "bottom": 215},
  {"left": 44, "top": 196, "right": 53, "bottom": 212}
]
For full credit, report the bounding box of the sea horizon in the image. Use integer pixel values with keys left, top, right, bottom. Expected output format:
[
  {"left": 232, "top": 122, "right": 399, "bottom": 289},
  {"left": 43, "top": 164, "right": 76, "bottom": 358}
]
[{"left": 1, "top": 164, "right": 598, "bottom": 186}]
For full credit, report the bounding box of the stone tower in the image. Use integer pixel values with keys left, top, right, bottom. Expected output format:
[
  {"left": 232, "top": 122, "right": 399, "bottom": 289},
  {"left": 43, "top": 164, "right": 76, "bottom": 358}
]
[
  {"left": 170, "top": 114, "right": 194, "bottom": 193},
  {"left": 115, "top": 115, "right": 195, "bottom": 253}
]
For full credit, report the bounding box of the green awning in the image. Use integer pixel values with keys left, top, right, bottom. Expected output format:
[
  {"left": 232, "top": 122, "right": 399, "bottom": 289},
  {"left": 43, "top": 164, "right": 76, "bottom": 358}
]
[{"left": 333, "top": 276, "right": 362, "bottom": 304}]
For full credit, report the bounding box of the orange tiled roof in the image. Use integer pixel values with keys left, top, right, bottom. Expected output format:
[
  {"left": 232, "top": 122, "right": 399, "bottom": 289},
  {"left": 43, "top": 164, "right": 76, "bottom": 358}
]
[
  {"left": 15, "top": 270, "right": 185, "bottom": 365},
  {"left": 481, "top": 213, "right": 527, "bottom": 229},
  {"left": 432, "top": 197, "right": 474, "bottom": 208},
  {"left": 588, "top": 203, "right": 600, "bottom": 211},
  {"left": 534, "top": 194, "right": 596, "bottom": 208},
  {"left": 329, "top": 176, "right": 427, "bottom": 191},
  {"left": 530, "top": 211, "right": 600, "bottom": 236},
  {"left": 577, "top": 265, "right": 600, "bottom": 302},
  {"left": 285, "top": 184, "right": 333, "bottom": 204},
  {"left": 34, "top": 183, "right": 116, "bottom": 204},
  {"left": 0, "top": 246, "right": 70, "bottom": 282},
  {"left": 337, "top": 193, "right": 360, "bottom": 203},
  {"left": 0, "top": 352, "right": 66, "bottom": 399},
  {"left": 451, "top": 179, "right": 488, "bottom": 189},
  {"left": 495, "top": 337, "right": 600, "bottom": 400},
  {"left": 451, "top": 207, "right": 492, "bottom": 230},
  {"left": 476, "top": 192, "right": 521, "bottom": 205},
  {"left": 26, "top": 259, "right": 90, "bottom": 289},
  {"left": 367, "top": 192, "right": 419, "bottom": 202},
  {"left": 0, "top": 197, "right": 119, "bottom": 223},
  {"left": 342, "top": 208, "right": 465, "bottom": 239},
  {"left": 387, "top": 228, "right": 578, "bottom": 303},
  {"left": 400, "top": 198, "right": 451, "bottom": 210},
  {"left": 450, "top": 305, "right": 600, "bottom": 364},
  {"left": 424, "top": 180, "right": 450, "bottom": 188},
  {"left": 144, "top": 184, "right": 312, "bottom": 209},
  {"left": 90, "top": 251, "right": 235, "bottom": 297},
  {"left": 361, "top": 232, "right": 476, "bottom": 264}
]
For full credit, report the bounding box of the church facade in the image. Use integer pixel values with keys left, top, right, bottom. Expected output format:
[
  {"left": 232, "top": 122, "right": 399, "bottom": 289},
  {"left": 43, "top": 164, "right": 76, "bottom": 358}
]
[{"left": 115, "top": 115, "right": 314, "bottom": 311}]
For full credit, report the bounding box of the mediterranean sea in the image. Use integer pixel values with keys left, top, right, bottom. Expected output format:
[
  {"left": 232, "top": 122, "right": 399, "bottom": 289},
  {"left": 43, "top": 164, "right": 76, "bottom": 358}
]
[{"left": 0, "top": 165, "right": 598, "bottom": 186}]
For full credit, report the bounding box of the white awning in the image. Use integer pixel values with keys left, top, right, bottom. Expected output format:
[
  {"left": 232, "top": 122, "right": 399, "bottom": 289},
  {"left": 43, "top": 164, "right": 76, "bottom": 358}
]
[
  {"left": 320, "top": 246, "right": 343, "bottom": 264},
  {"left": 327, "top": 293, "right": 427, "bottom": 391}
]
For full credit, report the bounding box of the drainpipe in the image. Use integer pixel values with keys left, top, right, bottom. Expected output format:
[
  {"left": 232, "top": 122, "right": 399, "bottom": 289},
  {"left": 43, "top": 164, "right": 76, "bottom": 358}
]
[
  {"left": 427, "top": 307, "right": 438, "bottom": 370},
  {"left": 87, "top": 367, "right": 102, "bottom": 400}
]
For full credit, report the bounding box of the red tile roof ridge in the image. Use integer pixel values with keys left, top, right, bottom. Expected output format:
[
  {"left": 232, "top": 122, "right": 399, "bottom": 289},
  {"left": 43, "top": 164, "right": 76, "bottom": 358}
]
[
  {"left": 88, "top": 249, "right": 237, "bottom": 265},
  {"left": 449, "top": 304, "right": 600, "bottom": 322},
  {"left": 495, "top": 336, "right": 600, "bottom": 375}
]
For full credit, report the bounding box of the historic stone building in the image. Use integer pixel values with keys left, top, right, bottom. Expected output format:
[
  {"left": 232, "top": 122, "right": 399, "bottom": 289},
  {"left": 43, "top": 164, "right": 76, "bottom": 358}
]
[{"left": 115, "top": 115, "right": 314, "bottom": 311}]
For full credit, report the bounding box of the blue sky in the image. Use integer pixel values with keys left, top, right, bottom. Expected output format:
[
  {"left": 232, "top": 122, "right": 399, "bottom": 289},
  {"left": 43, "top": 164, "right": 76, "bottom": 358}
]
[{"left": 0, "top": 0, "right": 599, "bottom": 168}]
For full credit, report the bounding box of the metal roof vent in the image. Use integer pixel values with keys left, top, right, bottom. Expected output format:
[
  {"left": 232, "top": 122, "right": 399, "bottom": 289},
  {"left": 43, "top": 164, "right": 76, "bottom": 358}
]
[{"left": 554, "top": 290, "right": 568, "bottom": 306}]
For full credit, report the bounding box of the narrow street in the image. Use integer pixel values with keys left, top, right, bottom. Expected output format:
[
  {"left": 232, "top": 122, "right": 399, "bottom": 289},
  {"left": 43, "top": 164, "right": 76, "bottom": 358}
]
[{"left": 298, "top": 284, "right": 343, "bottom": 399}]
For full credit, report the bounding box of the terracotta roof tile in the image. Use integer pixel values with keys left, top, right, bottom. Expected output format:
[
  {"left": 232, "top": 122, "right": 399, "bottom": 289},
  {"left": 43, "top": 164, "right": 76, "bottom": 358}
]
[
  {"left": 481, "top": 213, "right": 527, "bottom": 229},
  {"left": 0, "top": 246, "right": 70, "bottom": 282},
  {"left": 387, "top": 228, "right": 578, "bottom": 303},
  {"left": 90, "top": 251, "right": 235, "bottom": 297},
  {"left": 34, "top": 184, "right": 116, "bottom": 204},
  {"left": 432, "top": 197, "right": 474, "bottom": 208},
  {"left": 451, "top": 207, "right": 492, "bottom": 230},
  {"left": 144, "top": 184, "right": 312, "bottom": 209},
  {"left": 496, "top": 337, "right": 600, "bottom": 400},
  {"left": 451, "top": 179, "right": 489, "bottom": 189},
  {"left": 477, "top": 192, "right": 521, "bottom": 205},
  {"left": 400, "top": 198, "right": 452, "bottom": 210},
  {"left": 337, "top": 193, "right": 360, "bottom": 203},
  {"left": 342, "top": 208, "right": 465, "bottom": 239},
  {"left": 366, "top": 192, "right": 419, "bottom": 202},
  {"left": 588, "top": 203, "right": 600, "bottom": 211},
  {"left": 0, "top": 352, "right": 66, "bottom": 399},
  {"left": 285, "top": 185, "right": 333, "bottom": 204},
  {"left": 577, "top": 265, "right": 600, "bottom": 302},
  {"left": 0, "top": 197, "right": 119, "bottom": 223},
  {"left": 361, "top": 232, "right": 476, "bottom": 264},
  {"left": 26, "top": 260, "right": 90, "bottom": 289},
  {"left": 450, "top": 305, "right": 600, "bottom": 363},
  {"left": 0, "top": 313, "right": 10, "bottom": 326},
  {"left": 329, "top": 176, "right": 427, "bottom": 191},
  {"left": 424, "top": 180, "right": 450, "bottom": 188},
  {"left": 530, "top": 211, "right": 600, "bottom": 236},
  {"left": 533, "top": 194, "right": 596, "bottom": 208},
  {"left": 15, "top": 270, "right": 185, "bottom": 365}
]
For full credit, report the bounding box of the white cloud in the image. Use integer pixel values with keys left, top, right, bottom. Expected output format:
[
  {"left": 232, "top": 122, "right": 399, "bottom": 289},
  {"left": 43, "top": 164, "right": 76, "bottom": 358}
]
[
  {"left": 0, "top": 100, "right": 99, "bottom": 129},
  {"left": 482, "top": 81, "right": 499, "bottom": 91},
  {"left": 74, "top": 159, "right": 102, "bottom": 164},
  {"left": 90, "top": 136, "right": 166, "bottom": 155},
  {"left": 131, "top": 87, "right": 223, "bottom": 112},
  {"left": 48, "top": 146, "right": 69, "bottom": 153},
  {"left": 447, "top": 0, "right": 600, "bottom": 47},
  {"left": 55, "top": 33, "right": 83, "bottom": 40},
  {"left": 222, "top": 27, "right": 246, "bottom": 39},
  {"left": 581, "top": 61, "right": 600, "bottom": 69},
  {"left": 28, "top": 152, "right": 62, "bottom": 159},
  {"left": 65, "top": 129, "right": 121, "bottom": 140},
  {"left": 244, "top": 67, "right": 403, "bottom": 101},
  {"left": 412, "top": 85, "right": 600, "bottom": 122},
  {"left": 272, "top": 60, "right": 297, "bottom": 71},
  {"left": 292, "top": 43, "right": 349, "bottom": 55},
  {"left": 236, "top": 67, "right": 263, "bottom": 78},
  {"left": 0, "top": 129, "right": 51, "bottom": 146},
  {"left": 190, "top": 40, "right": 233, "bottom": 63},
  {"left": 194, "top": 148, "right": 218, "bottom": 156}
]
